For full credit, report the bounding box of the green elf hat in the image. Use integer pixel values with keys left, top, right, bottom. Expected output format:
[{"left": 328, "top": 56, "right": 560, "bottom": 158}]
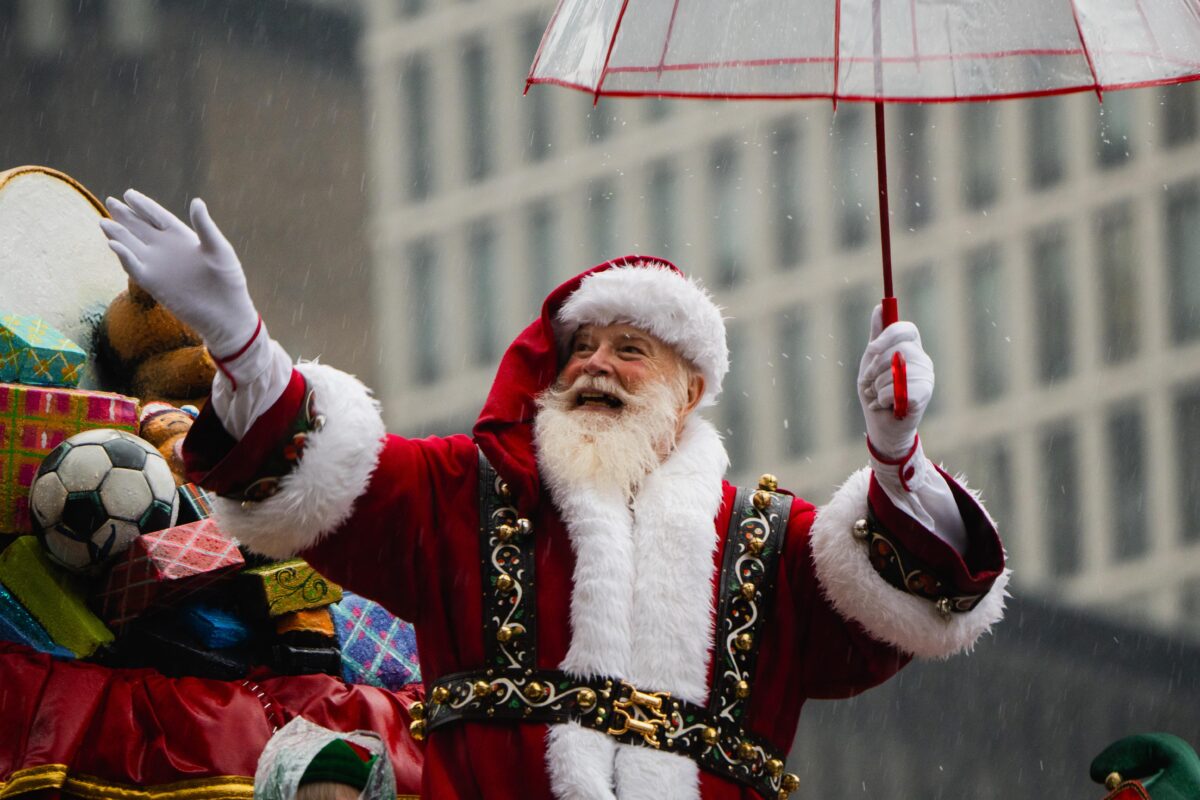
[
  {"left": 1091, "top": 733, "right": 1200, "bottom": 800},
  {"left": 299, "top": 739, "right": 375, "bottom": 792}
]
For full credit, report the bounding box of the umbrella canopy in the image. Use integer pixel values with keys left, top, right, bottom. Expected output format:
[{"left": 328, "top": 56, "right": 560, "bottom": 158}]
[{"left": 527, "top": 0, "right": 1200, "bottom": 101}]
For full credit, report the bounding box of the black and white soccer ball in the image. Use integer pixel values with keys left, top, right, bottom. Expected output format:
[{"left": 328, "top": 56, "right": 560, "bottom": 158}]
[{"left": 30, "top": 429, "right": 179, "bottom": 572}]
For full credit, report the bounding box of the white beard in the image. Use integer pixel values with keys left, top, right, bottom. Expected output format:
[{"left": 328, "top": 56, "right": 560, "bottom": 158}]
[{"left": 532, "top": 373, "right": 685, "bottom": 501}]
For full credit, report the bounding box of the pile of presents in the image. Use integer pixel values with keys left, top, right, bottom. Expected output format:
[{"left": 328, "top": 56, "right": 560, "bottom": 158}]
[{"left": 0, "top": 301, "right": 420, "bottom": 691}]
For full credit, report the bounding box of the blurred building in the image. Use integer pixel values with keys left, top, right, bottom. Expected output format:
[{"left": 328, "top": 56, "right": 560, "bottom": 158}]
[
  {"left": 0, "top": 0, "right": 374, "bottom": 385},
  {"left": 359, "top": 0, "right": 1200, "bottom": 645}
]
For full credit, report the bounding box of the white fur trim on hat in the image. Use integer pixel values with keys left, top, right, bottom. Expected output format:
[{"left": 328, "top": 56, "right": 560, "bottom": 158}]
[{"left": 556, "top": 262, "right": 729, "bottom": 408}]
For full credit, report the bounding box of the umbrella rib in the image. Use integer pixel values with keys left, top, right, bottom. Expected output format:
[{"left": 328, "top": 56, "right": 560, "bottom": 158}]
[
  {"left": 525, "top": 0, "right": 568, "bottom": 94},
  {"left": 1066, "top": 0, "right": 1103, "bottom": 98},
  {"left": 657, "top": 0, "right": 683, "bottom": 75},
  {"left": 594, "top": 0, "right": 633, "bottom": 104},
  {"left": 832, "top": 0, "right": 842, "bottom": 106}
]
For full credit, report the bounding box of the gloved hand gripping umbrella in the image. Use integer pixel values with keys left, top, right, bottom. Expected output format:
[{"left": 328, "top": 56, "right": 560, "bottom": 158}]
[{"left": 526, "top": 0, "right": 1200, "bottom": 416}]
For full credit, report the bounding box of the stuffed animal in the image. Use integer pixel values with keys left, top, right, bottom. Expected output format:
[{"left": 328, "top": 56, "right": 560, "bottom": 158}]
[
  {"left": 138, "top": 402, "right": 199, "bottom": 486},
  {"left": 98, "top": 279, "right": 215, "bottom": 407}
]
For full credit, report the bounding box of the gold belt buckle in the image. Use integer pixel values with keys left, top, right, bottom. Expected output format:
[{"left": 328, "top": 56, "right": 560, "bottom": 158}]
[{"left": 606, "top": 682, "right": 671, "bottom": 748}]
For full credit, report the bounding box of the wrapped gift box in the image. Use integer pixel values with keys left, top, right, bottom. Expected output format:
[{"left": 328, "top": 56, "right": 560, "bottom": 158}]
[
  {"left": 275, "top": 606, "right": 336, "bottom": 648},
  {"left": 241, "top": 559, "right": 342, "bottom": 619},
  {"left": 0, "top": 580, "right": 75, "bottom": 658},
  {"left": 96, "top": 519, "right": 244, "bottom": 628},
  {"left": 0, "top": 535, "right": 113, "bottom": 657},
  {"left": 0, "top": 382, "right": 138, "bottom": 534},
  {"left": 178, "top": 601, "right": 251, "bottom": 649},
  {"left": 123, "top": 615, "right": 250, "bottom": 681},
  {"left": 270, "top": 642, "right": 342, "bottom": 677},
  {"left": 176, "top": 483, "right": 214, "bottom": 524},
  {"left": 0, "top": 313, "right": 87, "bottom": 387},
  {"left": 331, "top": 591, "right": 420, "bottom": 691}
]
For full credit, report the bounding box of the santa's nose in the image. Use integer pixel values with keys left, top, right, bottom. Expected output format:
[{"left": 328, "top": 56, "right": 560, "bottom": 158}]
[{"left": 582, "top": 347, "right": 614, "bottom": 377}]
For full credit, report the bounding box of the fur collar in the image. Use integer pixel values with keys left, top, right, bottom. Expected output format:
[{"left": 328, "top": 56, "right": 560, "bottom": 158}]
[{"left": 540, "top": 415, "right": 729, "bottom": 800}]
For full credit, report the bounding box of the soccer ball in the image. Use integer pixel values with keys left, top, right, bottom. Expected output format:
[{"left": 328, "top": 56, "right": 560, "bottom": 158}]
[{"left": 30, "top": 428, "right": 179, "bottom": 572}]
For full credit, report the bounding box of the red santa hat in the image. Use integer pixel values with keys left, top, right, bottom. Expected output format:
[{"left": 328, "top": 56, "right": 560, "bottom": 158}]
[{"left": 553, "top": 256, "right": 729, "bottom": 408}]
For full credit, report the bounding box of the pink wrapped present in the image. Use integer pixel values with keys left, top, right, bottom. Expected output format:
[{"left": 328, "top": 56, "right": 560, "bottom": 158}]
[
  {"left": 0, "top": 383, "right": 138, "bottom": 534},
  {"left": 96, "top": 519, "right": 244, "bottom": 627}
]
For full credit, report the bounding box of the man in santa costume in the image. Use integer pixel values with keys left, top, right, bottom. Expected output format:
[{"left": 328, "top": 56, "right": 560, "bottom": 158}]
[{"left": 100, "top": 190, "right": 1008, "bottom": 800}]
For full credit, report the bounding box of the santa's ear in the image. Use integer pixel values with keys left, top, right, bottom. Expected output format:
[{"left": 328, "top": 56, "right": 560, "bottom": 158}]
[{"left": 683, "top": 371, "right": 705, "bottom": 416}]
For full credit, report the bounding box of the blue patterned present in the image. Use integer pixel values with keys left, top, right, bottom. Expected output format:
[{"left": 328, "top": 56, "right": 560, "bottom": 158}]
[
  {"left": 0, "top": 313, "right": 86, "bottom": 387},
  {"left": 0, "top": 580, "right": 74, "bottom": 658},
  {"left": 331, "top": 591, "right": 419, "bottom": 691}
]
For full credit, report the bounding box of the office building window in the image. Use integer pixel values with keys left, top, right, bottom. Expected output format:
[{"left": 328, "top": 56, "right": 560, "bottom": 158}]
[
  {"left": 966, "top": 244, "right": 1008, "bottom": 402},
  {"left": 1095, "top": 90, "right": 1135, "bottom": 168},
  {"left": 462, "top": 38, "right": 491, "bottom": 182},
  {"left": 588, "top": 179, "right": 617, "bottom": 265},
  {"left": 527, "top": 201, "right": 557, "bottom": 312},
  {"left": 1030, "top": 225, "right": 1073, "bottom": 384},
  {"left": 722, "top": 324, "right": 749, "bottom": 474},
  {"left": 409, "top": 239, "right": 439, "bottom": 384},
  {"left": 900, "top": 265, "right": 942, "bottom": 416},
  {"left": 840, "top": 286, "right": 873, "bottom": 440},
  {"left": 1162, "top": 82, "right": 1198, "bottom": 147},
  {"left": 962, "top": 103, "right": 1000, "bottom": 209},
  {"left": 402, "top": 56, "right": 432, "bottom": 200},
  {"left": 648, "top": 160, "right": 677, "bottom": 256},
  {"left": 1028, "top": 97, "right": 1065, "bottom": 189},
  {"left": 522, "top": 15, "right": 552, "bottom": 161},
  {"left": 467, "top": 222, "right": 499, "bottom": 366},
  {"left": 1041, "top": 422, "right": 1081, "bottom": 575},
  {"left": 1107, "top": 402, "right": 1148, "bottom": 560},
  {"left": 772, "top": 120, "right": 806, "bottom": 268},
  {"left": 1096, "top": 203, "right": 1140, "bottom": 363},
  {"left": 834, "top": 106, "right": 871, "bottom": 248},
  {"left": 1175, "top": 382, "right": 1200, "bottom": 544},
  {"left": 898, "top": 104, "right": 933, "bottom": 229},
  {"left": 711, "top": 139, "right": 744, "bottom": 288},
  {"left": 778, "top": 310, "right": 813, "bottom": 456},
  {"left": 1167, "top": 184, "right": 1200, "bottom": 344}
]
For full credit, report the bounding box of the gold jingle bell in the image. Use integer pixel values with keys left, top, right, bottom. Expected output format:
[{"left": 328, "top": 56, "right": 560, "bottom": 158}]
[
  {"left": 766, "top": 758, "right": 785, "bottom": 778},
  {"left": 496, "top": 573, "right": 515, "bottom": 593},
  {"left": 935, "top": 597, "right": 954, "bottom": 621},
  {"left": 497, "top": 624, "right": 525, "bottom": 643},
  {"left": 735, "top": 680, "right": 751, "bottom": 699},
  {"left": 409, "top": 719, "right": 427, "bottom": 742},
  {"left": 1105, "top": 772, "right": 1123, "bottom": 791},
  {"left": 701, "top": 727, "right": 719, "bottom": 746},
  {"left": 473, "top": 680, "right": 493, "bottom": 698},
  {"left": 740, "top": 581, "right": 757, "bottom": 601},
  {"left": 576, "top": 688, "right": 597, "bottom": 710},
  {"left": 498, "top": 481, "right": 512, "bottom": 500},
  {"left": 409, "top": 701, "right": 426, "bottom": 721},
  {"left": 747, "top": 537, "right": 765, "bottom": 555},
  {"left": 735, "top": 632, "right": 753, "bottom": 652},
  {"left": 781, "top": 773, "right": 800, "bottom": 793},
  {"left": 752, "top": 490, "right": 773, "bottom": 511},
  {"left": 431, "top": 685, "right": 450, "bottom": 704},
  {"left": 736, "top": 741, "right": 756, "bottom": 761},
  {"left": 524, "top": 681, "right": 549, "bottom": 701},
  {"left": 758, "top": 474, "right": 778, "bottom": 492}
]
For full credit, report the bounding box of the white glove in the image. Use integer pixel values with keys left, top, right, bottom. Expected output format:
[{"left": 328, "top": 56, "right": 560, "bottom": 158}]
[
  {"left": 857, "top": 304, "right": 933, "bottom": 461},
  {"left": 857, "top": 305, "right": 967, "bottom": 552},
  {"left": 99, "top": 190, "right": 259, "bottom": 359}
]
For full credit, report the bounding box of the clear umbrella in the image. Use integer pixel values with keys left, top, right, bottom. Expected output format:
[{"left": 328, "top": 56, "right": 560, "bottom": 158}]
[{"left": 527, "top": 0, "right": 1200, "bottom": 414}]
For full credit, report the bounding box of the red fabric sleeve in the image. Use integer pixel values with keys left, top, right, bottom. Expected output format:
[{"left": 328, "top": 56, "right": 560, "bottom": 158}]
[{"left": 868, "top": 466, "right": 1005, "bottom": 595}]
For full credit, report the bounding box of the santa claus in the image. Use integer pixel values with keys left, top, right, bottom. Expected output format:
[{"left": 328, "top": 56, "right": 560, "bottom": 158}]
[{"left": 100, "top": 191, "right": 1008, "bottom": 800}]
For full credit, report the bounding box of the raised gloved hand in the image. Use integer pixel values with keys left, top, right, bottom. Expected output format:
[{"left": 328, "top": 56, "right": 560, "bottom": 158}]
[
  {"left": 99, "top": 190, "right": 259, "bottom": 360},
  {"left": 857, "top": 304, "right": 934, "bottom": 463}
]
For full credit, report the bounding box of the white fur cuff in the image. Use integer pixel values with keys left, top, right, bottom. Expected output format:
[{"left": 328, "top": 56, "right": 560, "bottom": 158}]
[
  {"left": 212, "top": 361, "right": 386, "bottom": 560},
  {"left": 809, "top": 468, "right": 1010, "bottom": 660}
]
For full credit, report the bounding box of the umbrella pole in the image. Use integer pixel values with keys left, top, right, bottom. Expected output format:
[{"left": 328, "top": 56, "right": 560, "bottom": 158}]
[{"left": 874, "top": 100, "right": 909, "bottom": 419}]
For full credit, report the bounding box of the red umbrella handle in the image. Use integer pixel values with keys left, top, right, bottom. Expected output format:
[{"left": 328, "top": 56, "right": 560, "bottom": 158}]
[{"left": 875, "top": 105, "right": 908, "bottom": 421}]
